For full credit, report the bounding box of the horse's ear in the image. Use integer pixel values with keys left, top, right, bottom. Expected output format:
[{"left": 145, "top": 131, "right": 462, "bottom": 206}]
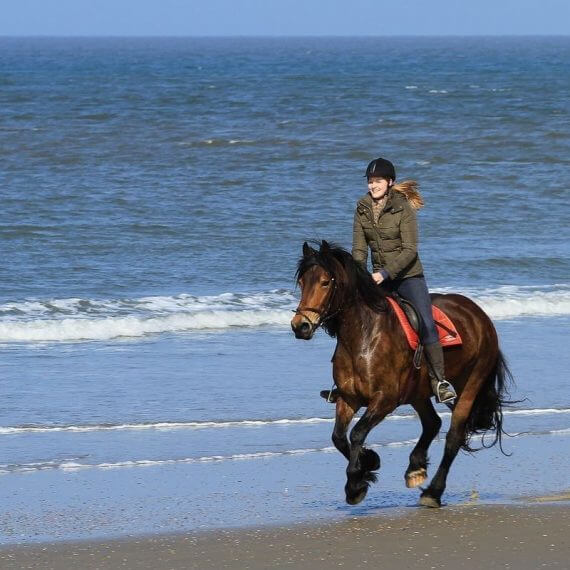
[
  {"left": 303, "top": 242, "right": 316, "bottom": 257},
  {"left": 321, "top": 240, "right": 330, "bottom": 252}
]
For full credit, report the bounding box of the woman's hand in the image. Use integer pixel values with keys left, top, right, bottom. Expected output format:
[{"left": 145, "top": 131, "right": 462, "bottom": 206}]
[{"left": 372, "top": 272, "right": 385, "bottom": 285}]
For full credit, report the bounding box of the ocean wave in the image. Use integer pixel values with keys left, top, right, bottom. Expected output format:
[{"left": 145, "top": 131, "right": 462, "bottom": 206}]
[
  {"left": 0, "top": 285, "right": 568, "bottom": 342},
  {"left": 0, "top": 408, "right": 567, "bottom": 435},
  {"left": 0, "top": 290, "right": 297, "bottom": 319},
  {"left": 0, "top": 417, "right": 338, "bottom": 435},
  {"left": 0, "top": 310, "right": 290, "bottom": 342},
  {"left": 177, "top": 138, "right": 259, "bottom": 147},
  {"left": 0, "top": 439, "right": 421, "bottom": 475},
  {"left": 436, "top": 284, "right": 570, "bottom": 320},
  {"left": 2, "top": 425, "right": 569, "bottom": 475}
]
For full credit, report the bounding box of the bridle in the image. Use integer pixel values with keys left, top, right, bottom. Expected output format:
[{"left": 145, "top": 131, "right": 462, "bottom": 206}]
[{"left": 293, "top": 275, "right": 341, "bottom": 333}]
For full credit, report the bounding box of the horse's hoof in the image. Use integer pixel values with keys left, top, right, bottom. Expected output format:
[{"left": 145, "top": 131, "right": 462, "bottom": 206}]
[
  {"left": 346, "top": 489, "right": 368, "bottom": 505},
  {"left": 419, "top": 493, "right": 441, "bottom": 508},
  {"left": 405, "top": 468, "right": 427, "bottom": 489}
]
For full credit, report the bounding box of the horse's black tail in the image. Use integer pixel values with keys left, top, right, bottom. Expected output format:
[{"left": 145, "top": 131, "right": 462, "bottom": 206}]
[{"left": 463, "top": 350, "right": 516, "bottom": 454}]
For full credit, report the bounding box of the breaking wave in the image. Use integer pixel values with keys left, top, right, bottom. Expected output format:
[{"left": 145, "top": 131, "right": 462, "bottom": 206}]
[
  {"left": 1, "top": 423, "right": 569, "bottom": 475},
  {"left": 0, "top": 285, "right": 567, "bottom": 343},
  {"left": 0, "top": 407, "right": 567, "bottom": 435},
  {"left": 0, "top": 439, "right": 421, "bottom": 474}
]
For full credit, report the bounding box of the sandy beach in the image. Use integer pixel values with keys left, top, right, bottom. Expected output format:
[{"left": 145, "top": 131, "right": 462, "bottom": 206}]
[{"left": 1, "top": 502, "right": 568, "bottom": 569}]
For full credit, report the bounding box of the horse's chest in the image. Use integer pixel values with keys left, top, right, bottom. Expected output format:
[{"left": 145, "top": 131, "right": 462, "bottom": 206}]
[{"left": 332, "top": 348, "right": 379, "bottom": 398}]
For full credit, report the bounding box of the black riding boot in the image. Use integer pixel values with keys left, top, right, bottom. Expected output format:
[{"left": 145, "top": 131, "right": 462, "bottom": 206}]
[{"left": 424, "top": 342, "right": 457, "bottom": 404}]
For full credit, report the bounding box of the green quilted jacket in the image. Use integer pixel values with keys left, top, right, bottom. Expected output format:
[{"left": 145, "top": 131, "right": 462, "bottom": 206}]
[{"left": 351, "top": 190, "right": 424, "bottom": 280}]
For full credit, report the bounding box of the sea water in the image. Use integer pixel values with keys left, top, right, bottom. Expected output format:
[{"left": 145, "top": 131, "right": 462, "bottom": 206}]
[{"left": 0, "top": 37, "right": 569, "bottom": 543}]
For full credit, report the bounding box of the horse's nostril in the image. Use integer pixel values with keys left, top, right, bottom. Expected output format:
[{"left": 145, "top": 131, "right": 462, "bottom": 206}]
[{"left": 300, "top": 322, "right": 311, "bottom": 334}]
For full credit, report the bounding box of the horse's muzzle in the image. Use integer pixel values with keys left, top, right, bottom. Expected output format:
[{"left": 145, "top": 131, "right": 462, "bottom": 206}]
[{"left": 291, "top": 317, "right": 315, "bottom": 340}]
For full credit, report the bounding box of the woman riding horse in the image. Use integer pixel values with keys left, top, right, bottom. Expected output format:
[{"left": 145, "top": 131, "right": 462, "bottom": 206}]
[
  {"left": 352, "top": 157, "right": 456, "bottom": 404},
  {"left": 291, "top": 240, "right": 512, "bottom": 507}
]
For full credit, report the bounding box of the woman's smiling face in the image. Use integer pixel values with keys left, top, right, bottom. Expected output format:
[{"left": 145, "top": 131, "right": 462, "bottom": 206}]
[{"left": 367, "top": 176, "right": 391, "bottom": 200}]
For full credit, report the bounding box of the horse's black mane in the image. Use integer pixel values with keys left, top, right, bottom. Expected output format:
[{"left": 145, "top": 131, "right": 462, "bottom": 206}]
[{"left": 295, "top": 241, "right": 388, "bottom": 322}]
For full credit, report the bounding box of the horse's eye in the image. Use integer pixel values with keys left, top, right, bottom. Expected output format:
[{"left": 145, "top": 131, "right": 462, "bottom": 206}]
[{"left": 321, "top": 280, "right": 331, "bottom": 287}]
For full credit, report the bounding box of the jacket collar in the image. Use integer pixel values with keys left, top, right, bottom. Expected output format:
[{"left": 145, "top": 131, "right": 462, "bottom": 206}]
[{"left": 358, "top": 189, "right": 403, "bottom": 212}]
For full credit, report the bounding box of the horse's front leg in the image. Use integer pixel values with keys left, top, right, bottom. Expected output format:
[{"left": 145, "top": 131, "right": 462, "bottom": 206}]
[
  {"left": 332, "top": 396, "right": 359, "bottom": 461},
  {"left": 345, "top": 391, "right": 395, "bottom": 505}
]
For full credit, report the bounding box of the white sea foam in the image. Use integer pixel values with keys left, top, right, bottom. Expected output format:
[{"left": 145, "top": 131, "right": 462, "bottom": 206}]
[
  {"left": 435, "top": 284, "right": 570, "bottom": 320},
  {"left": 0, "top": 408, "right": 567, "bottom": 436},
  {"left": 0, "top": 417, "right": 338, "bottom": 435},
  {"left": 0, "top": 310, "right": 290, "bottom": 342},
  {"left": 0, "top": 290, "right": 297, "bottom": 319},
  {"left": 2, "top": 425, "right": 569, "bottom": 475},
  {"left": 503, "top": 408, "right": 570, "bottom": 416},
  {"left": 0, "top": 440, "right": 420, "bottom": 474},
  {"left": 477, "top": 291, "right": 570, "bottom": 319},
  {"left": 0, "top": 285, "right": 567, "bottom": 342}
]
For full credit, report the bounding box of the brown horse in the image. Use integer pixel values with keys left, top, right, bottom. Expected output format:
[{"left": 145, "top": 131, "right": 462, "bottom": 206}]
[{"left": 291, "top": 240, "right": 513, "bottom": 508}]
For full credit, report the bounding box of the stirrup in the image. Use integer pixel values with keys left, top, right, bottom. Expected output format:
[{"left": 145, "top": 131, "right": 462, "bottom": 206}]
[
  {"left": 436, "top": 380, "right": 457, "bottom": 404},
  {"left": 320, "top": 386, "right": 339, "bottom": 403}
]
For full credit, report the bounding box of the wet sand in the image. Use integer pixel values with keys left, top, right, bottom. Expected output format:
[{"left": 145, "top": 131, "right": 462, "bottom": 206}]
[{"left": 1, "top": 503, "right": 568, "bottom": 569}]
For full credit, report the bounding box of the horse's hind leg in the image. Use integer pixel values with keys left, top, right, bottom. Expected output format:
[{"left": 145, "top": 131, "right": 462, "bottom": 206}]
[
  {"left": 405, "top": 398, "right": 442, "bottom": 488},
  {"left": 419, "top": 382, "right": 481, "bottom": 508}
]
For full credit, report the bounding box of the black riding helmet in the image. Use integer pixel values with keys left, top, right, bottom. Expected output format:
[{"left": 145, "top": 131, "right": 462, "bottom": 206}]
[{"left": 365, "top": 158, "right": 396, "bottom": 181}]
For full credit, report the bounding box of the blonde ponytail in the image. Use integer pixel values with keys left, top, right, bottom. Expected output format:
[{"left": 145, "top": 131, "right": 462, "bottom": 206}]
[{"left": 392, "top": 180, "right": 424, "bottom": 210}]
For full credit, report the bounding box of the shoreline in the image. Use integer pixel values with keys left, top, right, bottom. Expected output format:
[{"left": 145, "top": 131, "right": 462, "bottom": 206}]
[
  {"left": 1, "top": 502, "right": 569, "bottom": 569},
  {"left": 0, "top": 427, "right": 568, "bottom": 546}
]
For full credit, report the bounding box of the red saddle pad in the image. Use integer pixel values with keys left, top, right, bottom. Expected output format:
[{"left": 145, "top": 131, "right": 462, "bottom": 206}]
[{"left": 386, "top": 297, "right": 462, "bottom": 351}]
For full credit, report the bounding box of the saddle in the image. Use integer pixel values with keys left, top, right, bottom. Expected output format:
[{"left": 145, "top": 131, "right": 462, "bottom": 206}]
[
  {"left": 319, "top": 294, "right": 462, "bottom": 405},
  {"left": 386, "top": 294, "right": 462, "bottom": 351}
]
